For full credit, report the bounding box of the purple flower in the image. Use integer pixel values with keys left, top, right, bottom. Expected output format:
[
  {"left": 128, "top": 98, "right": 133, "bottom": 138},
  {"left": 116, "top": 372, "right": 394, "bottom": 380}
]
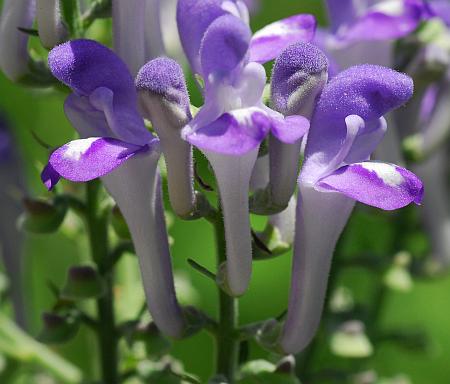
[
  {"left": 177, "top": 1, "right": 313, "bottom": 296},
  {"left": 41, "top": 39, "right": 186, "bottom": 338},
  {"left": 279, "top": 64, "right": 423, "bottom": 354},
  {"left": 0, "top": 0, "right": 35, "bottom": 80}
]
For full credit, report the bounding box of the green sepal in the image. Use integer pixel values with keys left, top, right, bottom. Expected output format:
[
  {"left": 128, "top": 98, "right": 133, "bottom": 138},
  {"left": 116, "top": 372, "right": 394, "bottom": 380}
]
[{"left": 60, "top": 266, "right": 106, "bottom": 300}]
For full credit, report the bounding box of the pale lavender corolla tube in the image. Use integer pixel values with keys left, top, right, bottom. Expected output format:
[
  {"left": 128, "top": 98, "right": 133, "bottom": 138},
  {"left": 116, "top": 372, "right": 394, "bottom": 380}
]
[
  {"left": 112, "top": 0, "right": 166, "bottom": 75},
  {"left": 0, "top": 115, "right": 26, "bottom": 327},
  {"left": 279, "top": 62, "right": 422, "bottom": 354},
  {"left": 0, "top": 0, "right": 35, "bottom": 80},
  {"left": 42, "top": 40, "right": 185, "bottom": 337},
  {"left": 177, "top": 0, "right": 313, "bottom": 295}
]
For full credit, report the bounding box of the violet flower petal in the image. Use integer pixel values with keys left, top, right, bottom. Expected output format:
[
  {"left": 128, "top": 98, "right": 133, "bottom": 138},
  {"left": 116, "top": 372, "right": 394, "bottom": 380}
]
[
  {"left": 0, "top": 0, "right": 35, "bottom": 80},
  {"left": 317, "top": 162, "right": 424, "bottom": 210},
  {"left": 177, "top": 0, "right": 240, "bottom": 75},
  {"left": 49, "top": 40, "right": 152, "bottom": 145},
  {"left": 44, "top": 137, "right": 149, "bottom": 186},
  {"left": 183, "top": 108, "right": 271, "bottom": 156},
  {"left": 270, "top": 115, "right": 310, "bottom": 144},
  {"left": 249, "top": 14, "right": 317, "bottom": 64},
  {"left": 200, "top": 14, "right": 251, "bottom": 80}
]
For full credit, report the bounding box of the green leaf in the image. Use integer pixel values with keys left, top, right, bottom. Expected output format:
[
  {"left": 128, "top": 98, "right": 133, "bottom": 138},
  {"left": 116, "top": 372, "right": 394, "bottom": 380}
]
[{"left": 238, "top": 372, "right": 300, "bottom": 384}]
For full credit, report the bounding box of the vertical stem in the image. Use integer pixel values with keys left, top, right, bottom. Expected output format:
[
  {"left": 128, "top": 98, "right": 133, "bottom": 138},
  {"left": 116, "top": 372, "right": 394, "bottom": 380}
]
[
  {"left": 86, "top": 181, "right": 118, "bottom": 384},
  {"left": 213, "top": 210, "right": 239, "bottom": 382}
]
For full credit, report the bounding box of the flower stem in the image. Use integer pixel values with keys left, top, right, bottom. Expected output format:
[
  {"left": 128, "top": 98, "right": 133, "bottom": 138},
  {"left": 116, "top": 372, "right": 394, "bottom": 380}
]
[
  {"left": 86, "top": 181, "right": 118, "bottom": 384},
  {"left": 213, "top": 209, "right": 239, "bottom": 382}
]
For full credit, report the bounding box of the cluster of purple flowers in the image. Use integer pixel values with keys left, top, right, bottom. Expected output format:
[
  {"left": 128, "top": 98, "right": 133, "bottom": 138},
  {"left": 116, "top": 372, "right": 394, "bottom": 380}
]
[{"left": 3, "top": 0, "right": 442, "bottom": 355}]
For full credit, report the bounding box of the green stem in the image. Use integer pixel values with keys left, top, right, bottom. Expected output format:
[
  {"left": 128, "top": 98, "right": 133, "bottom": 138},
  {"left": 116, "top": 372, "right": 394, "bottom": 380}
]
[
  {"left": 86, "top": 181, "right": 118, "bottom": 384},
  {"left": 213, "top": 210, "right": 239, "bottom": 382}
]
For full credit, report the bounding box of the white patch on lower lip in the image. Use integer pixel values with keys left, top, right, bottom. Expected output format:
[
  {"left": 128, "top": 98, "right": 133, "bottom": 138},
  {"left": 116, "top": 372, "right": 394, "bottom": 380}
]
[
  {"left": 64, "top": 137, "right": 98, "bottom": 161},
  {"left": 361, "top": 162, "right": 404, "bottom": 187}
]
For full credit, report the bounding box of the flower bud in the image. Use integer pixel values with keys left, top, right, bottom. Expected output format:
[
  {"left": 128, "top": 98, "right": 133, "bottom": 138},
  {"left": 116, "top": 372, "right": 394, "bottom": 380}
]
[
  {"left": 268, "top": 42, "right": 328, "bottom": 208},
  {"left": 61, "top": 266, "right": 106, "bottom": 300},
  {"left": 19, "top": 198, "right": 67, "bottom": 234},
  {"left": 136, "top": 58, "right": 196, "bottom": 218},
  {"left": 38, "top": 312, "right": 80, "bottom": 344}
]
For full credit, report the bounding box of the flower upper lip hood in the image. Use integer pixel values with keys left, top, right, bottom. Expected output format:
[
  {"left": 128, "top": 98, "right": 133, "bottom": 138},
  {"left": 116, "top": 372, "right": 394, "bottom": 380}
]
[
  {"left": 177, "top": 0, "right": 316, "bottom": 77},
  {"left": 303, "top": 64, "right": 414, "bottom": 181},
  {"left": 48, "top": 39, "right": 154, "bottom": 146}
]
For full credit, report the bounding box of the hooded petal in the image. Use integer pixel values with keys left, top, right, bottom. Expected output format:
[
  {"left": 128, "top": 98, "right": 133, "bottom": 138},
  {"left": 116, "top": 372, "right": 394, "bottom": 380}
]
[
  {"left": 249, "top": 14, "right": 317, "bottom": 64},
  {"left": 200, "top": 14, "right": 251, "bottom": 80},
  {"left": 0, "top": 0, "right": 35, "bottom": 81},
  {"left": 177, "top": 0, "right": 246, "bottom": 75},
  {"left": 43, "top": 137, "right": 153, "bottom": 188},
  {"left": 271, "top": 41, "right": 328, "bottom": 116},
  {"left": 303, "top": 64, "right": 413, "bottom": 180},
  {"left": 317, "top": 161, "right": 424, "bottom": 210},
  {"left": 49, "top": 40, "right": 152, "bottom": 144},
  {"left": 49, "top": 40, "right": 136, "bottom": 104},
  {"left": 183, "top": 108, "right": 271, "bottom": 156}
]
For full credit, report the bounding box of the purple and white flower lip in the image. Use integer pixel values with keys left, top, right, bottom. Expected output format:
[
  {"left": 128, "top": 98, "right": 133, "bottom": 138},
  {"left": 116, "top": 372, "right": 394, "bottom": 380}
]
[
  {"left": 177, "top": 5, "right": 310, "bottom": 296},
  {"left": 41, "top": 39, "right": 186, "bottom": 338},
  {"left": 0, "top": 0, "right": 35, "bottom": 81},
  {"left": 279, "top": 64, "right": 423, "bottom": 354}
]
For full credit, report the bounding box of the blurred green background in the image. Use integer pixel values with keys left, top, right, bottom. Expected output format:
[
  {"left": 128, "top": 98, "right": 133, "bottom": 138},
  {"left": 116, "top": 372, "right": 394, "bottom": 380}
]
[{"left": 1, "top": 0, "right": 450, "bottom": 383}]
